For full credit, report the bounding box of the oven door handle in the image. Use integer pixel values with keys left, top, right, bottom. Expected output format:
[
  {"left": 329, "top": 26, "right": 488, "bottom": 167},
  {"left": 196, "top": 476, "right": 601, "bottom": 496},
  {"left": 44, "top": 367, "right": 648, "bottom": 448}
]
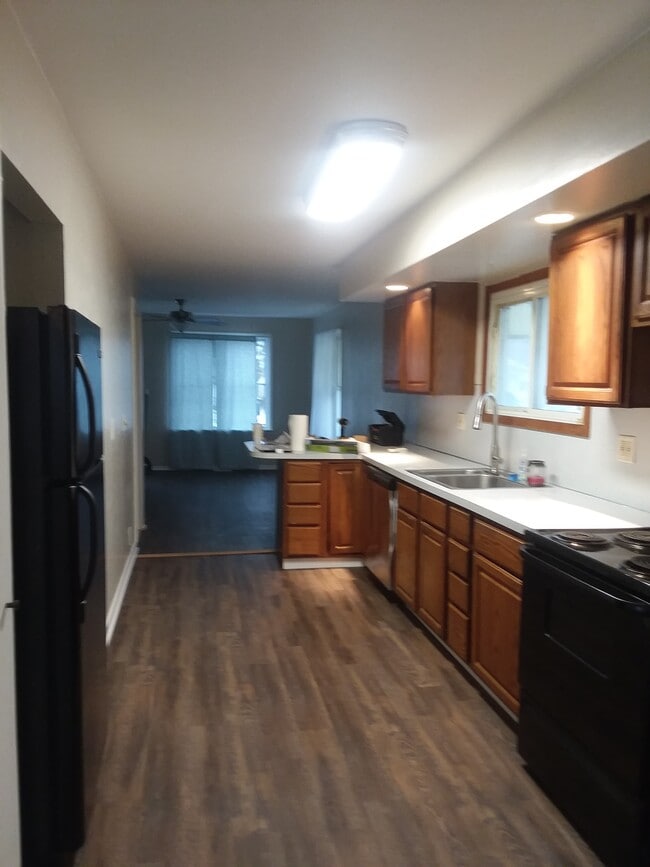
[{"left": 526, "top": 548, "right": 650, "bottom": 617}]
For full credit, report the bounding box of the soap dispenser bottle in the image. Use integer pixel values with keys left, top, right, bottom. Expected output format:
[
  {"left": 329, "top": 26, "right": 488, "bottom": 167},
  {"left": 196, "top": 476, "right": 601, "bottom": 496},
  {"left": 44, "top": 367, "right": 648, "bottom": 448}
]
[{"left": 518, "top": 452, "right": 528, "bottom": 483}]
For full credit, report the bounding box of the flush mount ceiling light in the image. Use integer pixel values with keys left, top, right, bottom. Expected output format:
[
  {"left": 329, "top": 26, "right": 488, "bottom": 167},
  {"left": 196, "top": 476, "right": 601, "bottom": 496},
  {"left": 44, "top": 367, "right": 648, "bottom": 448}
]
[
  {"left": 534, "top": 212, "right": 575, "bottom": 225},
  {"left": 306, "top": 120, "right": 408, "bottom": 222},
  {"left": 385, "top": 283, "right": 409, "bottom": 292}
]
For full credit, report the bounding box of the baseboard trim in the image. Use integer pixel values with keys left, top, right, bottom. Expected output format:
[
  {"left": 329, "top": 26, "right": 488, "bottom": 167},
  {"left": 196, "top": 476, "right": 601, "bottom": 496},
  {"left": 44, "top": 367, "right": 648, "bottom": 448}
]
[
  {"left": 106, "top": 542, "right": 139, "bottom": 645},
  {"left": 138, "top": 548, "right": 276, "bottom": 559},
  {"left": 281, "top": 557, "right": 364, "bottom": 570}
]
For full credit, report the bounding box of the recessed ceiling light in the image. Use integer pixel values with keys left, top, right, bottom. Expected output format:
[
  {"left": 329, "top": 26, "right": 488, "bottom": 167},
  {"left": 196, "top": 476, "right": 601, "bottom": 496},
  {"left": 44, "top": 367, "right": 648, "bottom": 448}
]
[
  {"left": 534, "top": 212, "right": 575, "bottom": 225},
  {"left": 306, "top": 120, "right": 408, "bottom": 222},
  {"left": 385, "top": 283, "right": 409, "bottom": 292}
]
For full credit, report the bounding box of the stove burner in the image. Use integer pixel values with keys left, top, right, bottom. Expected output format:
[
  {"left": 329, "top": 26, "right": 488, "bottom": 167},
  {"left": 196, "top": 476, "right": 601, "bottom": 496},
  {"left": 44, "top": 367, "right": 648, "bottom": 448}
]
[
  {"left": 553, "top": 531, "right": 611, "bottom": 550},
  {"left": 615, "top": 530, "right": 650, "bottom": 553},
  {"left": 623, "top": 555, "right": 650, "bottom": 578}
]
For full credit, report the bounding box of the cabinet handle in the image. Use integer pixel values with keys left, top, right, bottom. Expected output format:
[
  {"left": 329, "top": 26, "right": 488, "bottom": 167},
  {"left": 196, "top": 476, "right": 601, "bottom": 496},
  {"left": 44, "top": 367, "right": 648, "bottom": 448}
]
[{"left": 5, "top": 600, "right": 20, "bottom": 610}]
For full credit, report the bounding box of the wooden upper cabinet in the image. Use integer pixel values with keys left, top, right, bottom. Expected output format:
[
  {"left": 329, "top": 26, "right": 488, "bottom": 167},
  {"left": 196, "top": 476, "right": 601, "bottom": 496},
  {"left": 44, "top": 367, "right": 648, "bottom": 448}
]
[
  {"left": 382, "top": 296, "right": 405, "bottom": 391},
  {"left": 632, "top": 197, "right": 650, "bottom": 326},
  {"left": 547, "top": 214, "right": 628, "bottom": 405},
  {"left": 403, "top": 287, "right": 432, "bottom": 392},
  {"left": 382, "top": 282, "right": 477, "bottom": 394},
  {"left": 327, "top": 461, "right": 364, "bottom": 555},
  {"left": 430, "top": 282, "right": 478, "bottom": 395},
  {"left": 546, "top": 199, "right": 650, "bottom": 407}
]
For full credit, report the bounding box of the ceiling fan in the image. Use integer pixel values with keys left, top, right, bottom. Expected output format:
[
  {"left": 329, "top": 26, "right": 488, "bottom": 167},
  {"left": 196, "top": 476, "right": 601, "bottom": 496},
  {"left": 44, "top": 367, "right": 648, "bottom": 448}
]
[{"left": 169, "top": 298, "right": 195, "bottom": 331}]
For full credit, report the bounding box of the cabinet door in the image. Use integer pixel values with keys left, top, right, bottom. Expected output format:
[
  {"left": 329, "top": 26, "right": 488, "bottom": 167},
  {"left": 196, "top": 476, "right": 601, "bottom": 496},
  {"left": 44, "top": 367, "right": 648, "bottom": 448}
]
[
  {"left": 395, "top": 507, "right": 418, "bottom": 610},
  {"left": 632, "top": 198, "right": 650, "bottom": 326},
  {"left": 547, "top": 214, "right": 628, "bottom": 405},
  {"left": 402, "top": 287, "right": 432, "bottom": 392},
  {"left": 383, "top": 297, "right": 405, "bottom": 390},
  {"left": 327, "top": 462, "right": 363, "bottom": 555},
  {"left": 471, "top": 553, "right": 522, "bottom": 714},
  {"left": 430, "top": 282, "right": 478, "bottom": 395},
  {"left": 417, "top": 521, "right": 446, "bottom": 637}
]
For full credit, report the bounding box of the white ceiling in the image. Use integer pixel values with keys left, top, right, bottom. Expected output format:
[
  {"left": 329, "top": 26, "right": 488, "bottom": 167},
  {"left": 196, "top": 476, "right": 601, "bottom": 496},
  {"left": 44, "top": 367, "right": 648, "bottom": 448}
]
[{"left": 9, "top": 0, "right": 650, "bottom": 316}]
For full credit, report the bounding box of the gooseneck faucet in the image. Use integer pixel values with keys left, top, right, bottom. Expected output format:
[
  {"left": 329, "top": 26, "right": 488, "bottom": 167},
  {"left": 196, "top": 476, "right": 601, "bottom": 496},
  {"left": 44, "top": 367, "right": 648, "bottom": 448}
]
[{"left": 472, "top": 392, "right": 501, "bottom": 474}]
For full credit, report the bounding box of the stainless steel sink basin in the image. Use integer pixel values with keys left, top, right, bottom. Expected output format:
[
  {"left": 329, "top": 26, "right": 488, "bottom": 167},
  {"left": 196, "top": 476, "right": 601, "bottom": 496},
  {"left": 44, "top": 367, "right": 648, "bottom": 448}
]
[{"left": 407, "top": 468, "right": 525, "bottom": 490}]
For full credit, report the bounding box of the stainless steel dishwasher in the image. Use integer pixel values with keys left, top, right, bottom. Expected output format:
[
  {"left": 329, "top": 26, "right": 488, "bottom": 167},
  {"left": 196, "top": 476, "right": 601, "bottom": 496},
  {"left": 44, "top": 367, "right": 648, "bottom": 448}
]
[{"left": 363, "top": 464, "right": 397, "bottom": 590}]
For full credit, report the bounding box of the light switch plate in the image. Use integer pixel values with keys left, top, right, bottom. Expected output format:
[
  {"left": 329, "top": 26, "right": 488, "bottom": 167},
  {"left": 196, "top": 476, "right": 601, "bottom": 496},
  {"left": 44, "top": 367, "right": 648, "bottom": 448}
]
[{"left": 617, "top": 435, "right": 636, "bottom": 463}]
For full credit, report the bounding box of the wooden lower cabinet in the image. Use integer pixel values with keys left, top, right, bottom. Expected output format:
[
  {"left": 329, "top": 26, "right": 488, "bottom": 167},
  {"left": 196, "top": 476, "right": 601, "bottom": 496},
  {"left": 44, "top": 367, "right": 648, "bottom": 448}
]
[
  {"left": 327, "top": 461, "right": 364, "bottom": 555},
  {"left": 417, "top": 521, "right": 446, "bottom": 635},
  {"left": 394, "top": 507, "right": 418, "bottom": 609},
  {"left": 417, "top": 493, "right": 448, "bottom": 636},
  {"left": 470, "top": 520, "right": 523, "bottom": 714},
  {"left": 282, "top": 459, "right": 363, "bottom": 560}
]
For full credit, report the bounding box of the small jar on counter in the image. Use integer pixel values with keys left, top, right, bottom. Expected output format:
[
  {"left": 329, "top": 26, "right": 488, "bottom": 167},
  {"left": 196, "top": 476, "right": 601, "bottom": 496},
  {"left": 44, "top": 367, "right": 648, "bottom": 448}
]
[{"left": 527, "top": 460, "right": 546, "bottom": 487}]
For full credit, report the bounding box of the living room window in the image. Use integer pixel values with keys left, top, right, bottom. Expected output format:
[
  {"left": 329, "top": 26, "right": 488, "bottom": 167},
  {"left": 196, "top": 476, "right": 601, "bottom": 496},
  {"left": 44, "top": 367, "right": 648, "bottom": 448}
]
[
  {"left": 169, "top": 333, "right": 271, "bottom": 431},
  {"left": 484, "top": 270, "right": 589, "bottom": 436}
]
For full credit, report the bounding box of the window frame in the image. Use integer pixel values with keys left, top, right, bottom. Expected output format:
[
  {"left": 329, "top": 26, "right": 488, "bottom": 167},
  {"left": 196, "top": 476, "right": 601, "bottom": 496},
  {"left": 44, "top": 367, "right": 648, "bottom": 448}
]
[
  {"left": 482, "top": 268, "right": 590, "bottom": 438},
  {"left": 168, "top": 330, "right": 272, "bottom": 431}
]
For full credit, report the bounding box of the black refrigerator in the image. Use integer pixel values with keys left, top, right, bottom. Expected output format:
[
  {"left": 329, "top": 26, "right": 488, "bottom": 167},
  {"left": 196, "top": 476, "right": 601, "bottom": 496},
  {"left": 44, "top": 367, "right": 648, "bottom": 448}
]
[{"left": 7, "top": 305, "right": 107, "bottom": 867}]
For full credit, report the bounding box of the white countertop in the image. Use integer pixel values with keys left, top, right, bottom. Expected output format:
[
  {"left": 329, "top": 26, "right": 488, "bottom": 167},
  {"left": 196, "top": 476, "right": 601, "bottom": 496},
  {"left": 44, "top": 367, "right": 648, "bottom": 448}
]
[
  {"left": 364, "top": 444, "right": 650, "bottom": 535},
  {"left": 249, "top": 440, "right": 650, "bottom": 535}
]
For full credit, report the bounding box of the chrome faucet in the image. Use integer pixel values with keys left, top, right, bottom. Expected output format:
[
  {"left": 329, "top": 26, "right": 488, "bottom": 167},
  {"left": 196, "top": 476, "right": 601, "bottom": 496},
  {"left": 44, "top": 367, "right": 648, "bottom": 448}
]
[{"left": 472, "top": 392, "right": 502, "bottom": 474}]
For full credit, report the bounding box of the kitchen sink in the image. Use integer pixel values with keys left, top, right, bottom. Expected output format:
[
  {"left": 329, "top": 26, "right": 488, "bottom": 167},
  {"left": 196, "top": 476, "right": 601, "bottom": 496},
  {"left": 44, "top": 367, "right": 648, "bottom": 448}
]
[{"left": 407, "top": 468, "right": 525, "bottom": 490}]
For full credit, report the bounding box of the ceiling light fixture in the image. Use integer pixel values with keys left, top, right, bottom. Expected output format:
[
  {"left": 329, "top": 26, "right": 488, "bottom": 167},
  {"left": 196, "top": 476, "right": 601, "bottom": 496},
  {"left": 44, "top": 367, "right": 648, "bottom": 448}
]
[
  {"left": 385, "top": 283, "right": 409, "bottom": 292},
  {"left": 306, "top": 120, "right": 408, "bottom": 222},
  {"left": 534, "top": 212, "right": 575, "bottom": 225}
]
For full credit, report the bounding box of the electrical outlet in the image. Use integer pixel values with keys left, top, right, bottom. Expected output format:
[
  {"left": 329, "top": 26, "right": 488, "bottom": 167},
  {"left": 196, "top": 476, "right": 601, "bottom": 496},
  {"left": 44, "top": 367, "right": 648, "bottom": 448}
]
[
  {"left": 456, "top": 412, "right": 466, "bottom": 431},
  {"left": 617, "top": 435, "right": 636, "bottom": 463}
]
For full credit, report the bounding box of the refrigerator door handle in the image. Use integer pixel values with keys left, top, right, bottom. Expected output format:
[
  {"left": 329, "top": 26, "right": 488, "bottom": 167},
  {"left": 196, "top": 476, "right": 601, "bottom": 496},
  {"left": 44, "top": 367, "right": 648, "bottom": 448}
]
[
  {"left": 77, "top": 484, "right": 98, "bottom": 621},
  {"left": 74, "top": 352, "right": 97, "bottom": 476}
]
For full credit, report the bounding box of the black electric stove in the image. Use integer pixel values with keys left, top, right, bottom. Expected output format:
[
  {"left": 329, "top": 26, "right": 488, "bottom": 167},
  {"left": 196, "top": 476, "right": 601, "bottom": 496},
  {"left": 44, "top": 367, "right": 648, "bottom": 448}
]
[
  {"left": 520, "top": 526, "right": 650, "bottom": 867},
  {"left": 524, "top": 526, "right": 650, "bottom": 602}
]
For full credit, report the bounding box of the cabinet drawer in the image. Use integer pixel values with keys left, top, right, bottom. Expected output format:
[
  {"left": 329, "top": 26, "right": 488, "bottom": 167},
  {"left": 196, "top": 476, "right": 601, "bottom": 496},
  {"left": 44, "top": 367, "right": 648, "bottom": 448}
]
[
  {"left": 286, "top": 482, "right": 322, "bottom": 505},
  {"left": 285, "top": 504, "right": 322, "bottom": 526},
  {"left": 474, "top": 519, "right": 523, "bottom": 576},
  {"left": 448, "top": 507, "right": 471, "bottom": 544},
  {"left": 397, "top": 483, "right": 419, "bottom": 516},
  {"left": 447, "top": 603, "right": 469, "bottom": 661},
  {"left": 419, "top": 493, "right": 447, "bottom": 531},
  {"left": 447, "top": 572, "right": 469, "bottom": 614},
  {"left": 447, "top": 537, "right": 470, "bottom": 579},
  {"left": 285, "top": 526, "right": 323, "bottom": 556},
  {"left": 285, "top": 461, "right": 322, "bottom": 483}
]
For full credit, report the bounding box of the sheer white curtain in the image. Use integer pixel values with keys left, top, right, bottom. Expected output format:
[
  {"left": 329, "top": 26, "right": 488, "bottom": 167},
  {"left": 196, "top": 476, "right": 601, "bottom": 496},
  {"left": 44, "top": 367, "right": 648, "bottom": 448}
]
[
  {"left": 213, "top": 339, "right": 256, "bottom": 429},
  {"left": 168, "top": 335, "right": 260, "bottom": 469},
  {"left": 310, "top": 329, "right": 342, "bottom": 439},
  {"left": 169, "top": 338, "right": 214, "bottom": 430}
]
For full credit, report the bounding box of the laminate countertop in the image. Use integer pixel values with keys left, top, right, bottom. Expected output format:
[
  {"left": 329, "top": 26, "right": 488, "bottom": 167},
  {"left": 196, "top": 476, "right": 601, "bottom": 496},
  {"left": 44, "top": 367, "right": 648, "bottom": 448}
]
[{"left": 249, "top": 440, "right": 650, "bottom": 536}]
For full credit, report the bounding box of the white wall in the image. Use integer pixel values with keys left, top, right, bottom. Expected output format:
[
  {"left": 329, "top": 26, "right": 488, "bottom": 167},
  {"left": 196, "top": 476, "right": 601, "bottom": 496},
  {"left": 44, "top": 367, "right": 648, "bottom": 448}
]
[
  {"left": 401, "top": 394, "right": 650, "bottom": 513},
  {"left": 0, "top": 3, "right": 138, "bottom": 859},
  {"left": 314, "top": 302, "right": 409, "bottom": 436},
  {"left": 340, "top": 29, "right": 650, "bottom": 297}
]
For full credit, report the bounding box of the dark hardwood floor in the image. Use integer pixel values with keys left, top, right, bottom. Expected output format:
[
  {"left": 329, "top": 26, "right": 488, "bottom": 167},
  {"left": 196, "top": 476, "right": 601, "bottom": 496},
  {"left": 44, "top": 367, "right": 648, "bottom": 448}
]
[
  {"left": 139, "top": 469, "right": 278, "bottom": 555},
  {"left": 79, "top": 554, "right": 601, "bottom": 866}
]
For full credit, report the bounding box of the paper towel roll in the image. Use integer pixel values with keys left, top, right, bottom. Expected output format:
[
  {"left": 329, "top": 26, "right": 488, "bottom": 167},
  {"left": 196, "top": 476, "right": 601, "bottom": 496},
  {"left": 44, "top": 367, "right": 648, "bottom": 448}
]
[{"left": 288, "top": 414, "right": 308, "bottom": 453}]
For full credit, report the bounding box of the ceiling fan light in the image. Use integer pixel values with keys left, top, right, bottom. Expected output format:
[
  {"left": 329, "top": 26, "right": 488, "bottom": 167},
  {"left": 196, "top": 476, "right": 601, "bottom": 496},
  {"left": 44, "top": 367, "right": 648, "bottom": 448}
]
[{"left": 306, "top": 120, "right": 408, "bottom": 222}]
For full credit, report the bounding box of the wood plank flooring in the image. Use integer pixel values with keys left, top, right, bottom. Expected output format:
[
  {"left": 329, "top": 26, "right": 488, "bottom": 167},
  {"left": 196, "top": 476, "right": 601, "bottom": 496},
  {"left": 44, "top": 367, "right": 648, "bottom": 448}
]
[
  {"left": 139, "top": 470, "right": 278, "bottom": 555},
  {"left": 78, "top": 555, "right": 602, "bottom": 866}
]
